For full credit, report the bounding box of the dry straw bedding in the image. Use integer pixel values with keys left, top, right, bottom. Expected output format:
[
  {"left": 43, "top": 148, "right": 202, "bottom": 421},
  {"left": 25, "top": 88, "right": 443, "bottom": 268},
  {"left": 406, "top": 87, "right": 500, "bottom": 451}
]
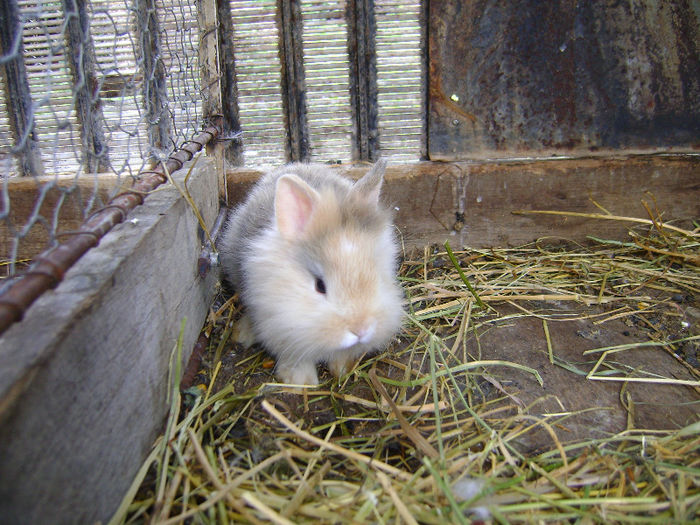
[{"left": 113, "top": 217, "right": 699, "bottom": 524}]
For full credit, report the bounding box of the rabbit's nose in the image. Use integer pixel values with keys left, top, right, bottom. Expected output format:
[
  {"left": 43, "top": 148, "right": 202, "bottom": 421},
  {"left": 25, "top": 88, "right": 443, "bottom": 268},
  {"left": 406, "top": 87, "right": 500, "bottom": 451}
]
[
  {"left": 352, "top": 321, "right": 377, "bottom": 344},
  {"left": 339, "top": 321, "right": 376, "bottom": 348}
]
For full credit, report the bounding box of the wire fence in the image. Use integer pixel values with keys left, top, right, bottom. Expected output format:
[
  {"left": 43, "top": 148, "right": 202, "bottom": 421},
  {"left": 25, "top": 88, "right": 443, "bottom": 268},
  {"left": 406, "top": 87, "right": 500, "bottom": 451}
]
[
  {"left": 0, "top": 0, "right": 423, "bottom": 332},
  {"left": 0, "top": 0, "right": 203, "bottom": 274}
]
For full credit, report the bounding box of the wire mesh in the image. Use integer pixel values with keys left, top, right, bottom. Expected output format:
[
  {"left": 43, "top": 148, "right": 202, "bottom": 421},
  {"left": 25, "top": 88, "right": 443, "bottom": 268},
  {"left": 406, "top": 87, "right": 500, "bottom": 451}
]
[
  {"left": 0, "top": 0, "right": 202, "bottom": 278},
  {"left": 0, "top": 0, "right": 423, "bottom": 287}
]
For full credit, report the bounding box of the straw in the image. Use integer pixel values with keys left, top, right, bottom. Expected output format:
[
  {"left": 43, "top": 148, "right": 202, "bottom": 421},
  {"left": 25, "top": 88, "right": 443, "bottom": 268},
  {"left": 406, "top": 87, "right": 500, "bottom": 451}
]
[{"left": 113, "top": 211, "right": 699, "bottom": 523}]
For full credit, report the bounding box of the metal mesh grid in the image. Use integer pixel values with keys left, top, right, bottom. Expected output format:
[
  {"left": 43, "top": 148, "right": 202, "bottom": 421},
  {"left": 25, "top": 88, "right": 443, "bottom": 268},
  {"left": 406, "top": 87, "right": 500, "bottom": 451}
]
[
  {"left": 1, "top": 0, "right": 202, "bottom": 276},
  {"left": 0, "top": 0, "right": 201, "bottom": 178},
  {"left": 1, "top": 0, "right": 423, "bottom": 298}
]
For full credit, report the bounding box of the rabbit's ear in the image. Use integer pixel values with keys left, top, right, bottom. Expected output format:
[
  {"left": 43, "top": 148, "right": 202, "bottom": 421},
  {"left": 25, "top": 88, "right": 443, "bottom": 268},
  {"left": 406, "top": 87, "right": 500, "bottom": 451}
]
[
  {"left": 351, "top": 158, "right": 387, "bottom": 205},
  {"left": 274, "top": 174, "right": 320, "bottom": 239}
]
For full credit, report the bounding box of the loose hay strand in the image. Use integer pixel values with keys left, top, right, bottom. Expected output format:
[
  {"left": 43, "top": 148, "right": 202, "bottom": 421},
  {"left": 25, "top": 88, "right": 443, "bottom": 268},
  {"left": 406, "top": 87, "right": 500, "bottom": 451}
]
[{"left": 115, "top": 216, "right": 699, "bottom": 524}]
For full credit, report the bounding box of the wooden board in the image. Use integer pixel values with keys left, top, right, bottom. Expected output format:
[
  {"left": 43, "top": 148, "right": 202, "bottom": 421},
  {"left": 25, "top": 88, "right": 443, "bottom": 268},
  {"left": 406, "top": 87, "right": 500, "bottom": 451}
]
[
  {"left": 0, "top": 157, "right": 219, "bottom": 525},
  {"left": 226, "top": 156, "right": 700, "bottom": 249},
  {"left": 427, "top": 1, "right": 700, "bottom": 160},
  {"left": 0, "top": 174, "right": 119, "bottom": 263}
]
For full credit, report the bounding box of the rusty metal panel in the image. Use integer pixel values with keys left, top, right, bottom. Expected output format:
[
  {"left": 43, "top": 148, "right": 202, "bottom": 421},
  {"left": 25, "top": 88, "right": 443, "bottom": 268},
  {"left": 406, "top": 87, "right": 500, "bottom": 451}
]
[{"left": 428, "top": 0, "right": 700, "bottom": 160}]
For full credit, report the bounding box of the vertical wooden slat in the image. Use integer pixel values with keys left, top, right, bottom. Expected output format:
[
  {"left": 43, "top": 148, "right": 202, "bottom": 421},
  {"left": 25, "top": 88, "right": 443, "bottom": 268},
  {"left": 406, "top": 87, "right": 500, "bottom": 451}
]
[
  {"left": 277, "top": 0, "right": 310, "bottom": 162},
  {"left": 419, "top": 0, "right": 429, "bottom": 160},
  {"left": 216, "top": 0, "right": 244, "bottom": 167},
  {"left": 61, "top": 0, "right": 109, "bottom": 173},
  {"left": 135, "top": 0, "right": 172, "bottom": 161},
  {"left": 0, "top": 0, "right": 44, "bottom": 177},
  {"left": 196, "top": 0, "right": 220, "bottom": 124},
  {"left": 196, "top": 0, "right": 226, "bottom": 199},
  {"left": 346, "top": 0, "right": 379, "bottom": 162}
]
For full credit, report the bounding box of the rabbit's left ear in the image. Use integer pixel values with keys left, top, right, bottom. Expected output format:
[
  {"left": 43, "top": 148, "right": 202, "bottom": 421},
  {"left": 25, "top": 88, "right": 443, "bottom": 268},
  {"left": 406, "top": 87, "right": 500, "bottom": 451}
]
[{"left": 351, "top": 158, "right": 387, "bottom": 205}]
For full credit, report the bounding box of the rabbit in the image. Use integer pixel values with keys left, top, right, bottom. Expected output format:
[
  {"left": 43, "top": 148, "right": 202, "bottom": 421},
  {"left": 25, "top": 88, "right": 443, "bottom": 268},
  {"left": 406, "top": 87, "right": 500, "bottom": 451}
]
[{"left": 218, "top": 159, "right": 404, "bottom": 385}]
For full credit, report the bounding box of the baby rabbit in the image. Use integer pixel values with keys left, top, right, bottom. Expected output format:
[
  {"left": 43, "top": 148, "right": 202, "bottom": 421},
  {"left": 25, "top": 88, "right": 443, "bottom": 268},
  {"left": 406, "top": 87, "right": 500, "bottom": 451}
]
[{"left": 218, "top": 160, "right": 404, "bottom": 385}]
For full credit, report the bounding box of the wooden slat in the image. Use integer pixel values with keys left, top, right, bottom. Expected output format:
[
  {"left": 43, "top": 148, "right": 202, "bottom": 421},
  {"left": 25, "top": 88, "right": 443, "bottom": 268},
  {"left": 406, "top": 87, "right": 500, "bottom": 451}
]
[
  {"left": 346, "top": 0, "right": 380, "bottom": 161},
  {"left": 0, "top": 0, "right": 45, "bottom": 177},
  {"left": 0, "top": 157, "right": 219, "bottom": 524},
  {"left": 61, "top": 0, "right": 109, "bottom": 173},
  {"left": 225, "top": 157, "right": 700, "bottom": 249},
  {"left": 135, "top": 0, "right": 171, "bottom": 157},
  {"left": 277, "top": 0, "right": 311, "bottom": 161},
  {"left": 216, "top": 0, "right": 244, "bottom": 167}
]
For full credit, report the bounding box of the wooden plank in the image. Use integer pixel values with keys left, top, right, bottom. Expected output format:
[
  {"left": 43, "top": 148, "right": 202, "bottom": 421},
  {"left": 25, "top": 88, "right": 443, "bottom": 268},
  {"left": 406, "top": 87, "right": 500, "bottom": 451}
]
[
  {"left": 0, "top": 0, "right": 44, "bottom": 176},
  {"left": 0, "top": 174, "right": 118, "bottom": 264},
  {"left": 197, "top": 0, "right": 238, "bottom": 199},
  {"left": 135, "top": 0, "right": 172, "bottom": 157},
  {"left": 276, "top": 0, "right": 310, "bottom": 161},
  {"left": 61, "top": 0, "right": 109, "bottom": 172},
  {"left": 0, "top": 157, "right": 219, "bottom": 524},
  {"left": 225, "top": 157, "right": 700, "bottom": 248},
  {"left": 216, "top": 0, "right": 244, "bottom": 167},
  {"left": 428, "top": 1, "right": 700, "bottom": 160},
  {"left": 346, "top": 0, "right": 379, "bottom": 161}
]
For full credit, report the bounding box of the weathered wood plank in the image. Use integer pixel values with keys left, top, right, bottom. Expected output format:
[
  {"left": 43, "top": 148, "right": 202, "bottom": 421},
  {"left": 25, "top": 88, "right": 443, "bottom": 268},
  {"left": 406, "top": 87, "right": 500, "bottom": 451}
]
[
  {"left": 135, "top": 0, "right": 172, "bottom": 157},
  {"left": 346, "top": 0, "right": 379, "bottom": 161},
  {"left": 276, "top": 0, "right": 310, "bottom": 161},
  {"left": 0, "top": 157, "right": 219, "bottom": 525},
  {"left": 61, "top": 0, "right": 109, "bottom": 172},
  {"left": 0, "top": 0, "right": 45, "bottom": 177},
  {"left": 216, "top": 0, "right": 244, "bottom": 167},
  {"left": 225, "top": 157, "right": 700, "bottom": 248},
  {"left": 0, "top": 175, "right": 119, "bottom": 264}
]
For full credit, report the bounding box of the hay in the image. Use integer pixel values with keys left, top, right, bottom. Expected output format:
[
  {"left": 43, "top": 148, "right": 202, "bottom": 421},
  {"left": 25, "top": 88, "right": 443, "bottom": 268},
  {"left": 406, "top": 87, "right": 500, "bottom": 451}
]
[{"left": 112, "top": 218, "right": 699, "bottom": 524}]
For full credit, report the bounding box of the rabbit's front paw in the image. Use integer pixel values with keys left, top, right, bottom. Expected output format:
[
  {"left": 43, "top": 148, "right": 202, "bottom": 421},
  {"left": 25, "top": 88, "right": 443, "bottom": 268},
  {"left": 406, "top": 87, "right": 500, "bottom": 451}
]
[
  {"left": 328, "top": 354, "right": 358, "bottom": 378},
  {"left": 234, "top": 314, "right": 256, "bottom": 348},
  {"left": 277, "top": 361, "right": 319, "bottom": 385}
]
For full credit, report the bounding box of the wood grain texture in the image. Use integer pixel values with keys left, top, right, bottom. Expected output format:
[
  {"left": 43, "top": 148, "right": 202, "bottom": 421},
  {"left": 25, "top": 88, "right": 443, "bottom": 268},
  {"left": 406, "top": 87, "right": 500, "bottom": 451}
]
[
  {"left": 0, "top": 157, "right": 219, "bottom": 525},
  {"left": 0, "top": 175, "right": 119, "bottom": 263},
  {"left": 225, "top": 157, "right": 700, "bottom": 248}
]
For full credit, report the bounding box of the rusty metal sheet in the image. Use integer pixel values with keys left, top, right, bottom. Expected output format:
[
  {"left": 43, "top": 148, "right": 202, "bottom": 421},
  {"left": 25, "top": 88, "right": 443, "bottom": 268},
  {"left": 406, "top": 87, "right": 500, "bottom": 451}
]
[{"left": 428, "top": 0, "right": 700, "bottom": 160}]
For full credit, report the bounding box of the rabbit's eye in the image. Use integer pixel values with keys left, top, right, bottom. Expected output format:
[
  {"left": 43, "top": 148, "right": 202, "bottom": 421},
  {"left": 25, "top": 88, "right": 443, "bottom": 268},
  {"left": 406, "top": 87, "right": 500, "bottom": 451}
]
[{"left": 315, "top": 277, "right": 327, "bottom": 294}]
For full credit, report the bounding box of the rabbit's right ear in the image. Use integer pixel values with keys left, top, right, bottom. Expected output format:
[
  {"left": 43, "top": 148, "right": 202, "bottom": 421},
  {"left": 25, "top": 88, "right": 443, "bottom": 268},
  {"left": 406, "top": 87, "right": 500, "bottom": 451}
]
[
  {"left": 351, "top": 158, "right": 387, "bottom": 205},
  {"left": 275, "top": 174, "right": 320, "bottom": 239}
]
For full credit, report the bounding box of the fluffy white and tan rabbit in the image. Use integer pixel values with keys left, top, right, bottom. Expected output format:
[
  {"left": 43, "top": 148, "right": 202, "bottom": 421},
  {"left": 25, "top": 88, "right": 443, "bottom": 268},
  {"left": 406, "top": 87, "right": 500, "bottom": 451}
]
[{"left": 218, "top": 160, "right": 404, "bottom": 385}]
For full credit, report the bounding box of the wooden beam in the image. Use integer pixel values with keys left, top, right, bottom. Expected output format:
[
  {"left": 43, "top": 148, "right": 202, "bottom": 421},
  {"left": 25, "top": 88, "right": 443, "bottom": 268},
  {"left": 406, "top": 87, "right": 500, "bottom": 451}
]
[
  {"left": 197, "top": 0, "right": 239, "bottom": 200},
  {"left": 0, "top": 157, "right": 219, "bottom": 524},
  {"left": 225, "top": 157, "right": 700, "bottom": 249},
  {"left": 216, "top": 0, "right": 244, "bottom": 167},
  {"left": 135, "top": 0, "right": 172, "bottom": 159},
  {"left": 276, "top": 0, "right": 310, "bottom": 162},
  {"left": 0, "top": 0, "right": 44, "bottom": 177},
  {"left": 346, "top": 0, "right": 379, "bottom": 162},
  {"left": 61, "top": 0, "right": 109, "bottom": 173}
]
